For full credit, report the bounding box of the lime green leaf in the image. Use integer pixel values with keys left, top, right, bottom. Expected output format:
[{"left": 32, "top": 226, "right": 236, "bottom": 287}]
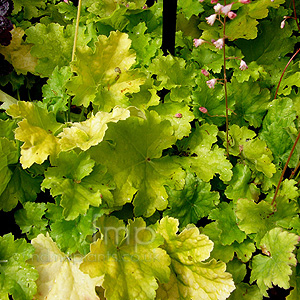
[
  {"left": 14, "top": 202, "right": 48, "bottom": 239},
  {"left": 225, "top": 124, "right": 276, "bottom": 177},
  {"left": 250, "top": 228, "right": 298, "bottom": 296},
  {"left": 80, "top": 216, "right": 170, "bottom": 300},
  {"left": 235, "top": 18, "right": 295, "bottom": 65},
  {"left": 191, "top": 77, "right": 226, "bottom": 126},
  {"left": 225, "top": 164, "right": 260, "bottom": 202},
  {"left": 156, "top": 217, "right": 235, "bottom": 300},
  {"left": 226, "top": 258, "right": 247, "bottom": 284},
  {"left": 233, "top": 61, "right": 267, "bottom": 84},
  {"left": 226, "top": 0, "right": 286, "bottom": 40},
  {"left": 150, "top": 102, "right": 194, "bottom": 139},
  {"left": 164, "top": 172, "right": 220, "bottom": 229},
  {"left": 25, "top": 23, "right": 72, "bottom": 77},
  {"left": 242, "top": 139, "right": 276, "bottom": 178},
  {"left": 0, "top": 118, "right": 18, "bottom": 140},
  {"left": 0, "top": 165, "right": 43, "bottom": 211},
  {"left": 88, "top": 111, "right": 185, "bottom": 217},
  {"left": 235, "top": 198, "right": 273, "bottom": 237},
  {"left": 260, "top": 97, "right": 298, "bottom": 168},
  {"left": 180, "top": 124, "right": 233, "bottom": 182},
  {"left": 50, "top": 206, "right": 106, "bottom": 256},
  {"left": 42, "top": 151, "right": 113, "bottom": 220},
  {"left": 226, "top": 124, "right": 256, "bottom": 156},
  {"left": 0, "top": 27, "right": 37, "bottom": 75},
  {"left": 0, "top": 89, "right": 18, "bottom": 110},
  {"left": 228, "top": 283, "right": 263, "bottom": 300},
  {"left": 127, "top": 22, "right": 161, "bottom": 67},
  {"left": 58, "top": 106, "right": 130, "bottom": 151},
  {"left": 0, "top": 234, "right": 38, "bottom": 300},
  {"left": 202, "top": 222, "right": 256, "bottom": 263},
  {"left": 177, "top": 0, "right": 204, "bottom": 20},
  {"left": 148, "top": 54, "right": 196, "bottom": 91},
  {"left": 29, "top": 234, "right": 103, "bottom": 300},
  {"left": 7, "top": 101, "right": 62, "bottom": 168},
  {"left": 25, "top": 23, "right": 94, "bottom": 77},
  {"left": 85, "top": 0, "right": 146, "bottom": 18},
  {"left": 229, "top": 78, "right": 270, "bottom": 128},
  {"left": 0, "top": 138, "right": 18, "bottom": 197},
  {"left": 67, "top": 31, "right": 145, "bottom": 110},
  {"left": 12, "top": 0, "right": 46, "bottom": 19},
  {"left": 243, "top": 138, "right": 276, "bottom": 178},
  {"left": 42, "top": 66, "right": 73, "bottom": 114},
  {"left": 235, "top": 196, "right": 298, "bottom": 243},
  {"left": 209, "top": 202, "right": 246, "bottom": 245},
  {"left": 191, "top": 43, "right": 223, "bottom": 73},
  {"left": 128, "top": 76, "right": 160, "bottom": 110}
]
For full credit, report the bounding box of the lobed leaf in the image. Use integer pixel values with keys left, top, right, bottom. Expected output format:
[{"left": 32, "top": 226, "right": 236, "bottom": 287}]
[
  {"left": 29, "top": 234, "right": 103, "bottom": 300},
  {"left": 156, "top": 217, "right": 235, "bottom": 300},
  {"left": 80, "top": 216, "right": 170, "bottom": 300}
]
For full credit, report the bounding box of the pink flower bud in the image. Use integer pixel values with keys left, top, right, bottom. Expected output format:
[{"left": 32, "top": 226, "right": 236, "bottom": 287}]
[
  {"left": 193, "top": 38, "right": 205, "bottom": 47},
  {"left": 213, "top": 38, "right": 224, "bottom": 49},
  {"left": 214, "top": 3, "right": 223, "bottom": 13},
  {"left": 142, "top": 5, "right": 147, "bottom": 9},
  {"left": 199, "top": 107, "right": 208, "bottom": 113},
  {"left": 174, "top": 113, "right": 183, "bottom": 118},
  {"left": 201, "top": 69, "right": 210, "bottom": 77},
  {"left": 211, "top": 0, "right": 218, "bottom": 3},
  {"left": 239, "top": 60, "right": 248, "bottom": 71},
  {"left": 126, "top": 3, "right": 129, "bottom": 8},
  {"left": 63, "top": 0, "right": 69, "bottom": 3},
  {"left": 206, "top": 14, "right": 217, "bottom": 26},
  {"left": 281, "top": 20, "right": 286, "bottom": 29},
  {"left": 206, "top": 78, "right": 217, "bottom": 89},
  {"left": 199, "top": 0, "right": 205, "bottom": 2},
  {"left": 221, "top": 4, "right": 233, "bottom": 15},
  {"left": 239, "top": 0, "right": 251, "bottom": 3},
  {"left": 228, "top": 11, "right": 237, "bottom": 19}
]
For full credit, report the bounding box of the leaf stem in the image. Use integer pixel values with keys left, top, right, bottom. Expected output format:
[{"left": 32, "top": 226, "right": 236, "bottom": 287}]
[
  {"left": 272, "top": 130, "right": 300, "bottom": 206},
  {"left": 293, "top": 0, "right": 300, "bottom": 32},
  {"left": 68, "top": 0, "right": 82, "bottom": 122},
  {"left": 271, "top": 46, "right": 300, "bottom": 206},
  {"left": 223, "top": 17, "right": 229, "bottom": 157},
  {"left": 289, "top": 160, "right": 300, "bottom": 179},
  {"left": 72, "top": 0, "right": 82, "bottom": 62},
  {"left": 274, "top": 48, "right": 300, "bottom": 99}
]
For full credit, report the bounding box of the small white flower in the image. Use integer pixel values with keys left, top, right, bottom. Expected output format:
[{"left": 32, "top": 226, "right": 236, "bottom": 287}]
[
  {"left": 206, "top": 14, "right": 217, "bottom": 26},
  {"left": 214, "top": 3, "right": 223, "bottom": 13},
  {"left": 193, "top": 38, "right": 205, "bottom": 47},
  {"left": 239, "top": 60, "right": 248, "bottom": 71},
  {"left": 213, "top": 38, "right": 224, "bottom": 49},
  {"left": 281, "top": 19, "right": 286, "bottom": 29},
  {"left": 221, "top": 3, "right": 233, "bottom": 16},
  {"left": 206, "top": 79, "right": 218, "bottom": 89}
]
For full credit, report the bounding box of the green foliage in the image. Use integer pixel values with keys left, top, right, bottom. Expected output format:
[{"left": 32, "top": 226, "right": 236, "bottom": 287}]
[
  {"left": 155, "top": 217, "right": 235, "bottom": 300},
  {"left": 88, "top": 111, "right": 185, "bottom": 217},
  {"left": 250, "top": 228, "right": 298, "bottom": 296},
  {"left": 81, "top": 216, "right": 170, "bottom": 300},
  {"left": 42, "top": 151, "right": 113, "bottom": 220},
  {"left": 0, "top": 234, "right": 38, "bottom": 300},
  {"left": 260, "top": 97, "right": 298, "bottom": 167},
  {"left": 1, "top": 0, "right": 300, "bottom": 299},
  {"left": 164, "top": 172, "right": 220, "bottom": 228},
  {"left": 66, "top": 31, "right": 145, "bottom": 110}
]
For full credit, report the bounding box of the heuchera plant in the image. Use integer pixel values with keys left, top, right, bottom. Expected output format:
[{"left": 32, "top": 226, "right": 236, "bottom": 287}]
[{"left": 0, "top": 0, "right": 300, "bottom": 299}]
